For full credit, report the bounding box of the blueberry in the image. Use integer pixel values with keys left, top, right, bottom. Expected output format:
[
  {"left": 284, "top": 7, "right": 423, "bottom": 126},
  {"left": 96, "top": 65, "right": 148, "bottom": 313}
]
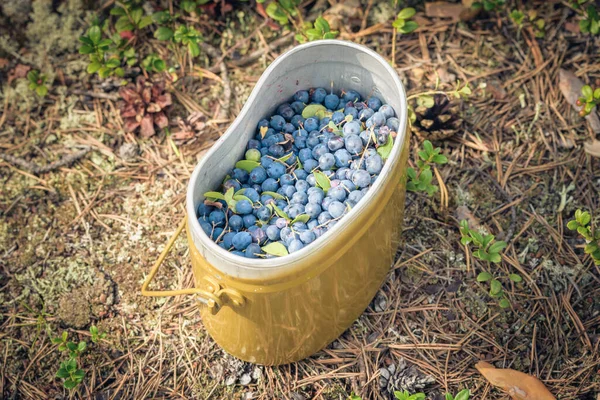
[
  {"left": 293, "top": 90, "right": 309, "bottom": 104},
  {"left": 359, "top": 108, "right": 374, "bottom": 121},
  {"left": 347, "top": 189, "right": 365, "bottom": 206},
  {"left": 249, "top": 166, "right": 268, "bottom": 184},
  {"left": 291, "top": 191, "right": 308, "bottom": 205},
  {"left": 294, "top": 169, "right": 308, "bottom": 180},
  {"left": 212, "top": 227, "right": 224, "bottom": 240},
  {"left": 305, "top": 202, "right": 322, "bottom": 218},
  {"left": 343, "top": 89, "right": 361, "bottom": 102},
  {"left": 292, "top": 221, "right": 307, "bottom": 230},
  {"left": 336, "top": 168, "right": 349, "bottom": 180},
  {"left": 236, "top": 199, "right": 253, "bottom": 215},
  {"left": 259, "top": 176, "right": 276, "bottom": 192},
  {"left": 298, "top": 148, "right": 313, "bottom": 163},
  {"left": 324, "top": 93, "right": 339, "bottom": 109},
  {"left": 378, "top": 104, "right": 394, "bottom": 119},
  {"left": 277, "top": 104, "right": 295, "bottom": 121},
  {"left": 304, "top": 159, "right": 319, "bottom": 173},
  {"left": 341, "top": 179, "right": 355, "bottom": 191},
  {"left": 280, "top": 184, "right": 296, "bottom": 198},
  {"left": 334, "top": 149, "right": 352, "bottom": 168},
  {"left": 249, "top": 226, "right": 267, "bottom": 244},
  {"left": 288, "top": 239, "right": 305, "bottom": 253},
  {"left": 350, "top": 158, "right": 365, "bottom": 171},
  {"left": 307, "top": 219, "right": 318, "bottom": 230},
  {"left": 275, "top": 218, "right": 288, "bottom": 229},
  {"left": 295, "top": 137, "right": 307, "bottom": 149},
  {"left": 308, "top": 192, "right": 324, "bottom": 205},
  {"left": 367, "top": 96, "right": 382, "bottom": 110},
  {"left": 328, "top": 201, "right": 346, "bottom": 219},
  {"left": 295, "top": 179, "right": 309, "bottom": 193},
  {"left": 267, "top": 162, "right": 286, "bottom": 179},
  {"left": 366, "top": 154, "right": 384, "bottom": 174},
  {"left": 371, "top": 174, "right": 379, "bottom": 184},
  {"left": 328, "top": 186, "right": 347, "bottom": 202},
  {"left": 247, "top": 139, "right": 260, "bottom": 150},
  {"left": 208, "top": 210, "right": 226, "bottom": 226},
  {"left": 359, "top": 130, "right": 372, "bottom": 146},
  {"left": 280, "top": 173, "right": 295, "bottom": 186},
  {"left": 318, "top": 211, "right": 333, "bottom": 225},
  {"left": 368, "top": 112, "right": 386, "bottom": 128},
  {"left": 319, "top": 131, "right": 334, "bottom": 144},
  {"left": 311, "top": 88, "right": 327, "bottom": 104},
  {"left": 245, "top": 243, "right": 263, "bottom": 258},
  {"left": 365, "top": 148, "right": 378, "bottom": 158},
  {"left": 386, "top": 117, "right": 400, "bottom": 131},
  {"left": 223, "top": 179, "right": 241, "bottom": 192},
  {"left": 229, "top": 214, "right": 243, "bottom": 231},
  {"left": 312, "top": 143, "right": 329, "bottom": 160},
  {"left": 243, "top": 188, "right": 260, "bottom": 203},
  {"left": 304, "top": 117, "right": 318, "bottom": 132},
  {"left": 321, "top": 196, "right": 334, "bottom": 210},
  {"left": 299, "top": 230, "right": 316, "bottom": 244},
  {"left": 306, "top": 132, "right": 321, "bottom": 148},
  {"left": 332, "top": 111, "right": 345, "bottom": 124},
  {"left": 344, "top": 134, "right": 363, "bottom": 155},
  {"left": 313, "top": 226, "right": 326, "bottom": 238},
  {"left": 275, "top": 199, "right": 287, "bottom": 209},
  {"left": 283, "top": 123, "right": 295, "bottom": 133},
  {"left": 344, "top": 107, "right": 358, "bottom": 119},
  {"left": 306, "top": 174, "right": 316, "bottom": 186},
  {"left": 343, "top": 120, "right": 361, "bottom": 136},
  {"left": 222, "top": 231, "right": 236, "bottom": 248},
  {"left": 280, "top": 227, "right": 294, "bottom": 245},
  {"left": 327, "top": 136, "right": 344, "bottom": 152},
  {"left": 290, "top": 102, "right": 305, "bottom": 115},
  {"left": 232, "top": 232, "right": 252, "bottom": 250},
  {"left": 232, "top": 250, "right": 245, "bottom": 257},
  {"left": 243, "top": 214, "right": 257, "bottom": 228},
  {"left": 197, "top": 203, "right": 214, "bottom": 217},
  {"left": 288, "top": 204, "right": 305, "bottom": 219},
  {"left": 270, "top": 115, "right": 286, "bottom": 130},
  {"left": 268, "top": 144, "right": 284, "bottom": 158},
  {"left": 232, "top": 168, "right": 249, "bottom": 183},
  {"left": 265, "top": 225, "right": 280, "bottom": 241},
  {"left": 260, "top": 147, "right": 270, "bottom": 157},
  {"left": 352, "top": 169, "right": 371, "bottom": 188},
  {"left": 199, "top": 219, "right": 212, "bottom": 236}
]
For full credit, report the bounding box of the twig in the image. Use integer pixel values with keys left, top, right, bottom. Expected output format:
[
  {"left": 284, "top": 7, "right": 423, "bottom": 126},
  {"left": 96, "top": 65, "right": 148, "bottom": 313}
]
[
  {"left": 70, "top": 90, "right": 119, "bottom": 101},
  {"left": 227, "top": 33, "right": 294, "bottom": 68},
  {"left": 0, "top": 147, "right": 92, "bottom": 175}
]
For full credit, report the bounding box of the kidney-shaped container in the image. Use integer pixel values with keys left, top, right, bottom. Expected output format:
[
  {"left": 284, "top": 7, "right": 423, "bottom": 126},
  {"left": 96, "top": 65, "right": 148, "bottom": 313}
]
[{"left": 142, "top": 40, "right": 409, "bottom": 365}]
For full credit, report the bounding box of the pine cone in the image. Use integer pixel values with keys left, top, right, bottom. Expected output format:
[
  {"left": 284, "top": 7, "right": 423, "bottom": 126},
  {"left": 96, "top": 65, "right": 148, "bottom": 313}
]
[
  {"left": 379, "top": 357, "right": 435, "bottom": 396},
  {"left": 171, "top": 111, "right": 207, "bottom": 143},
  {"left": 411, "top": 94, "right": 462, "bottom": 141},
  {"left": 118, "top": 76, "right": 172, "bottom": 138}
]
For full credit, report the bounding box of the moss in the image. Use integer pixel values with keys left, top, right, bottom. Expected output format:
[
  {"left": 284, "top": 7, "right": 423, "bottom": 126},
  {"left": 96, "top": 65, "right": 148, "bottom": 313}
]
[{"left": 0, "top": 0, "right": 32, "bottom": 25}]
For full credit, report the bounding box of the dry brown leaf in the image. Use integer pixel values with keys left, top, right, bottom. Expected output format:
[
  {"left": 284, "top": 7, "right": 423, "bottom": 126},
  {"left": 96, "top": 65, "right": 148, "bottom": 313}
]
[
  {"left": 425, "top": 2, "right": 466, "bottom": 20},
  {"left": 7, "top": 64, "right": 31, "bottom": 84},
  {"left": 456, "top": 206, "right": 482, "bottom": 231},
  {"left": 475, "top": 361, "right": 556, "bottom": 400},
  {"left": 584, "top": 140, "right": 600, "bottom": 158},
  {"left": 558, "top": 69, "right": 600, "bottom": 133},
  {"left": 0, "top": 58, "right": 9, "bottom": 69}
]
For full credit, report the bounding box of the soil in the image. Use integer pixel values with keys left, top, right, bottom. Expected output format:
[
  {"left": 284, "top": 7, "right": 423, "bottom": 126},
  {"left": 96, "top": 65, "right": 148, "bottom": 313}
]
[{"left": 0, "top": 1, "right": 599, "bottom": 399}]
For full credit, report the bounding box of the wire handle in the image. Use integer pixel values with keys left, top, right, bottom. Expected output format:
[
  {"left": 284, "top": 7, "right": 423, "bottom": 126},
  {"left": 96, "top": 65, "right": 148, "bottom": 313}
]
[{"left": 141, "top": 217, "right": 245, "bottom": 315}]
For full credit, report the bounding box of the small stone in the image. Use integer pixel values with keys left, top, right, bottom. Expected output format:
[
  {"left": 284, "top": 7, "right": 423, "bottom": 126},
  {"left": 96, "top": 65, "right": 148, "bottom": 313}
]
[
  {"left": 239, "top": 373, "right": 252, "bottom": 386},
  {"left": 119, "top": 142, "right": 139, "bottom": 161}
]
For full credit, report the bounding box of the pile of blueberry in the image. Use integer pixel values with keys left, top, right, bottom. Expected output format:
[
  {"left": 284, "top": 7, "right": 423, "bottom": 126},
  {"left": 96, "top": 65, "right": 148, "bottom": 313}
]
[{"left": 197, "top": 87, "right": 399, "bottom": 258}]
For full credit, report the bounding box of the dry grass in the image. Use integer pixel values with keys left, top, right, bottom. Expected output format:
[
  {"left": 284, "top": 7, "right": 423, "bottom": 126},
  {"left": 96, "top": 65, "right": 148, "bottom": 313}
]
[{"left": 0, "top": 1, "right": 599, "bottom": 399}]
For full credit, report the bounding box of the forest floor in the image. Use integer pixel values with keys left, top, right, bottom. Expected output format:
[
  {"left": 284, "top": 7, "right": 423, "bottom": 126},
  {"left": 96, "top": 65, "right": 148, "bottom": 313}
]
[{"left": 0, "top": 1, "right": 599, "bottom": 399}]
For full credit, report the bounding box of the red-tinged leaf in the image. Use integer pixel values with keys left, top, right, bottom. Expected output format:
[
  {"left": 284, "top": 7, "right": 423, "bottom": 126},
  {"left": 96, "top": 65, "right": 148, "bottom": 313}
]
[
  {"left": 153, "top": 112, "right": 168, "bottom": 128},
  {"left": 8, "top": 64, "right": 31, "bottom": 84},
  {"left": 155, "top": 93, "right": 172, "bottom": 108},
  {"left": 124, "top": 118, "right": 140, "bottom": 133},
  {"left": 119, "top": 30, "right": 135, "bottom": 40},
  {"left": 204, "top": 199, "right": 223, "bottom": 209},
  {"left": 119, "top": 86, "right": 141, "bottom": 104},
  {"left": 584, "top": 140, "right": 600, "bottom": 158},
  {"left": 146, "top": 102, "right": 162, "bottom": 113},
  {"left": 119, "top": 104, "right": 137, "bottom": 118},
  {"left": 142, "top": 87, "right": 152, "bottom": 104},
  {"left": 140, "top": 114, "right": 155, "bottom": 138},
  {"left": 151, "top": 80, "right": 166, "bottom": 98}
]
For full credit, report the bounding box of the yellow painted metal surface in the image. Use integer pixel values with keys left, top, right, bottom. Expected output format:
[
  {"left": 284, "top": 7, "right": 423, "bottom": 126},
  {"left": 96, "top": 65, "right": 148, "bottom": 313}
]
[{"left": 185, "top": 131, "right": 410, "bottom": 365}]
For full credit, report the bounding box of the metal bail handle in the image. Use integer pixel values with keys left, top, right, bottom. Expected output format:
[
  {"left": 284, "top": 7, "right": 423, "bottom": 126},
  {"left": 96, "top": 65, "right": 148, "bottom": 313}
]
[{"left": 141, "top": 217, "right": 245, "bottom": 315}]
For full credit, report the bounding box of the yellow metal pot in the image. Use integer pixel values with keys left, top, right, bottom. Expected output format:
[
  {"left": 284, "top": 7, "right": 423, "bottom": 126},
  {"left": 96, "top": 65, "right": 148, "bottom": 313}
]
[{"left": 142, "top": 40, "right": 409, "bottom": 365}]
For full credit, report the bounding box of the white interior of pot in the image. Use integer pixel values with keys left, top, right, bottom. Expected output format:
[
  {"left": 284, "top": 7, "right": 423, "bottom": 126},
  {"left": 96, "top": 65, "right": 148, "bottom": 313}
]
[{"left": 186, "top": 40, "right": 407, "bottom": 280}]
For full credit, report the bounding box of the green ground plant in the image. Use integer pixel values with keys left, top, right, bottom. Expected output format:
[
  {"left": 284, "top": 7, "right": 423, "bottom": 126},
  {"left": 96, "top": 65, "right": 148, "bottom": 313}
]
[
  {"left": 445, "top": 389, "right": 471, "bottom": 400},
  {"left": 406, "top": 140, "right": 448, "bottom": 196},
  {"left": 295, "top": 17, "right": 339, "bottom": 43},
  {"left": 567, "top": 209, "right": 600, "bottom": 265},
  {"left": 577, "top": 85, "right": 600, "bottom": 116},
  {"left": 472, "top": 0, "right": 505, "bottom": 12},
  {"left": 394, "top": 391, "right": 425, "bottom": 400},
  {"left": 26, "top": 70, "right": 48, "bottom": 97},
  {"left": 460, "top": 220, "right": 521, "bottom": 308}
]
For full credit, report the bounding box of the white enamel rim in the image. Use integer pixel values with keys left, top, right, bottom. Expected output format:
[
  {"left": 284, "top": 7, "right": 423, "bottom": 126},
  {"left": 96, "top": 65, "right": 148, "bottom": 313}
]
[{"left": 186, "top": 40, "right": 407, "bottom": 273}]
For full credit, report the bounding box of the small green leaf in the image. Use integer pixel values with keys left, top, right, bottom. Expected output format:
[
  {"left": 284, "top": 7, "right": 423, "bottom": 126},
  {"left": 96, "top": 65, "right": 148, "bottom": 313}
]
[
  {"left": 233, "top": 195, "right": 254, "bottom": 204},
  {"left": 423, "top": 140, "right": 434, "bottom": 155},
  {"left": 377, "top": 134, "right": 394, "bottom": 160},
  {"left": 271, "top": 204, "right": 290, "bottom": 220},
  {"left": 488, "top": 240, "right": 507, "bottom": 254},
  {"left": 66, "top": 342, "right": 78, "bottom": 351},
  {"left": 417, "top": 95, "right": 434, "bottom": 108},
  {"left": 262, "top": 242, "right": 289, "bottom": 257},
  {"left": 489, "top": 253, "right": 502, "bottom": 263},
  {"left": 77, "top": 342, "right": 86, "bottom": 352},
  {"left": 278, "top": 152, "right": 295, "bottom": 163},
  {"left": 490, "top": 279, "right": 502, "bottom": 295},
  {"left": 204, "top": 191, "right": 225, "bottom": 200},
  {"left": 399, "top": 20, "right": 419, "bottom": 34},
  {"left": 314, "top": 17, "right": 330, "bottom": 33},
  {"left": 64, "top": 379, "right": 78, "bottom": 389},
  {"left": 56, "top": 367, "right": 70, "bottom": 378},
  {"left": 499, "top": 298, "right": 510, "bottom": 308},
  {"left": 302, "top": 104, "right": 328, "bottom": 119},
  {"left": 36, "top": 85, "right": 48, "bottom": 97},
  {"left": 454, "top": 389, "right": 470, "bottom": 400},
  {"left": 566, "top": 220, "right": 579, "bottom": 230},
  {"left": 313, "top": 170, "right": 331, "bottom": 192},
  {"left": 397, "top": 7, "right": 416, "bottom": 20},
  {"left": 73, "top": 369, "right": 85, "bottom": 380},
  {"left": 445, "top": 394, "right": 454, "bottom": 400},
  {"left": 88, "top": 26, "right": 102, "bottom": 44},
  {"left": 477, "top": 272, "right": 493, "bottom": 282},
  {"left": 582, "top": 85, "right": 593, "bottom": 101},
  {"left": 155, "top": 26, "right": 174, "bottom": 41},
  {"left": 139, "top": 15, "right": 153, "bottom": 29},
  {"left": 432, "top": 154, "right": 447, "bottom": 164},
  {"left": 509, "top": 274, "right": 522, "bottom": 283},
  {"left": 235, "top": 160, "right": 261, "bottom": 173},
  {"left": 291, "top": 214, "right": 310, "bottom": 224},
  {"left": 79, "top": 45, "right": 94, "bottom": 54},
  {"left": 188, "top": 41, "right": 200, "bottom": 57},
  {"left": 262, "top": 191, "right": 286, "bottom": 200}
]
